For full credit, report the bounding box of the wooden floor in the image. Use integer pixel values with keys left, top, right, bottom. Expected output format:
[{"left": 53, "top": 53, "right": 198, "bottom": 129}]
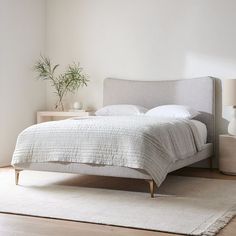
[{"left": 0, "top": 167, "right": 236, "bottom": 236}]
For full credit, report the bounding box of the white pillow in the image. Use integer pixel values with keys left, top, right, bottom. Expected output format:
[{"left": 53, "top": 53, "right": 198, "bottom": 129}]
[
  {"left": 146, "top": 105, "right": 200, "bottom": 119},
  {"left": 95, "top": 105, "right": 148, "bottom": 116}
]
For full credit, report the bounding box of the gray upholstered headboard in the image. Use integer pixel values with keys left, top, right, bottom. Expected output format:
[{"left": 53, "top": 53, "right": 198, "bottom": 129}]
[{"left": 103, "top": 77, "right": 215, "bottom": 143}]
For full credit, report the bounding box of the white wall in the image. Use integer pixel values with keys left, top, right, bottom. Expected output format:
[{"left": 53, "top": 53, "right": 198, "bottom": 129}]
[
  {"left": 0, "top": 0, "right": 46, "bottom": 166},
  {"left": 46, "top": 0, "right": 236, "bottom": 115}
]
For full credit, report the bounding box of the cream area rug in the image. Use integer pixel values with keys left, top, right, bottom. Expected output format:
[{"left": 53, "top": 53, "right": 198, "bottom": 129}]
[{"left": 0, "top": 170, "right": 236, "bottom": 236}]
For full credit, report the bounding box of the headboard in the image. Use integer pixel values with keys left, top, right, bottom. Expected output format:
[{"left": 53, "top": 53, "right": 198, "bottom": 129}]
[{"left": 103, "top": 77, "right": 215, "bottom": 143}]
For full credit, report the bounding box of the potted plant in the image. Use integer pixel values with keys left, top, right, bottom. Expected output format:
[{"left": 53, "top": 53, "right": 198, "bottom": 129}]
[{"left": 34, "top": 56, "right": 89, "bottom": 111}]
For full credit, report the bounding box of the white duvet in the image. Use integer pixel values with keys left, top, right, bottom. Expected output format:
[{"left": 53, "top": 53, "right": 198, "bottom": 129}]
[{"left": 12, "top": 116, "right": 203, "bottom": 186}]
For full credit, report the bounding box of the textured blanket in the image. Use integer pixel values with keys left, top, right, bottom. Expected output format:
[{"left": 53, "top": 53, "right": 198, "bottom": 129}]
[{"left": 12, "top": 116, "right": 203, "bottom": 186}]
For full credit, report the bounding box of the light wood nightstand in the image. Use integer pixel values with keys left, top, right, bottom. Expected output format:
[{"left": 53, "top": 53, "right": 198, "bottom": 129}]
[
  {"left": 219, "top": 134, "right": 236, "bottom": 175},
  {"left": 37, "top": 111, "right": 90, "bottom": 124}
]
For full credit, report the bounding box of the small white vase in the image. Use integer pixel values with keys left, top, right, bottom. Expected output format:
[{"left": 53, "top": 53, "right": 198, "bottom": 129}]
[{"left": 73, "top": 101, "right": 83, "bottom": 110}]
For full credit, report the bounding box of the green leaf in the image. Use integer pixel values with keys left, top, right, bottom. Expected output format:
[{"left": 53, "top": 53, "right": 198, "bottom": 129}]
[{"left": 33, "top": 56, "right": 89, "bottom": 107}]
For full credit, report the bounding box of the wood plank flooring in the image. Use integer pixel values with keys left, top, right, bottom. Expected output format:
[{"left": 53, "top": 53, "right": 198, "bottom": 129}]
[{"left": 0, "top": 167, "right": 236, "bottom": 236}]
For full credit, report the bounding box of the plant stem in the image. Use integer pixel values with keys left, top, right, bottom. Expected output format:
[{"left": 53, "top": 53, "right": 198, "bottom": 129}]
[{"left": 55, "top": 96, "right": 64, "bottom": 111}]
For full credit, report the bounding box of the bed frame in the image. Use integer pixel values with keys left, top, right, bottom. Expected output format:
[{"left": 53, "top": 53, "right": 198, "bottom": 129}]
[{"left": 14, "top": 77, "right": 215, "bottom": 198}]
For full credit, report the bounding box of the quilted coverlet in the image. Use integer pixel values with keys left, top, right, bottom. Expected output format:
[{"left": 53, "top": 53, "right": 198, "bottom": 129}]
[{"left": 12, "top": 116, "right": 203, "bottom": 186}]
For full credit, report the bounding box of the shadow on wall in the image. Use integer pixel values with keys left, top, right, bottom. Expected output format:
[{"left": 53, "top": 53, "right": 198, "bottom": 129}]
[
  {"left": 192, "top": 78, "right": 228, "bottom": 168},
  {"left": 214, "top": 78, "right": 229, "bottom": 166}
]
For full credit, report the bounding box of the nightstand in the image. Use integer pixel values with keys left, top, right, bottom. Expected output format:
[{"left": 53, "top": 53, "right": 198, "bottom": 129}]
[
  {"left": 37, "top": 111, "right": 90, "bottom": 124},
  {"left": 219, "top": 134, "right": 236, "bottom": 175}
]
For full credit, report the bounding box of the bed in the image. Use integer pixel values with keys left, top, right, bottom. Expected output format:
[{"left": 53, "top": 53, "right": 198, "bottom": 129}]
[{"left": 12, "top": 77, "right": 215, "bottom": 197}]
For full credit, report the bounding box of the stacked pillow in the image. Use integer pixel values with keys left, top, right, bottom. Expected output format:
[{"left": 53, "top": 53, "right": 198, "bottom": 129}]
[
  {"left": 95, "top": 104, "right": 199, "bottom": 119},
  {"left": 95, "top": 105, "right": 147, "bottom": 116},
  {"left": 145, "top": 105, "right": 199, "bottom": 119}
]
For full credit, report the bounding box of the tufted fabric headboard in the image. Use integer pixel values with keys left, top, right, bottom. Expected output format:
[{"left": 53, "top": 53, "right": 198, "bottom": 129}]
[{"left": 103, "top": 77, "right": 215, "bottom": 143}]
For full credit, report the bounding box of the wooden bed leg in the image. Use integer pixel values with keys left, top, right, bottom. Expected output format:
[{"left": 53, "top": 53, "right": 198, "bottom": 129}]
[
  {"left": 15, "top": 169, "right": 21, "bottom": 185},
  {"left": 147, "top": 179, "right": 155, "bottom": 198}
]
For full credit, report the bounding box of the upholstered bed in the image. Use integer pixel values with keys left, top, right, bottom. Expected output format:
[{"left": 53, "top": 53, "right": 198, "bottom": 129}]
[{"left": 12, "top": 77, "right": 215, "bottom": 197}]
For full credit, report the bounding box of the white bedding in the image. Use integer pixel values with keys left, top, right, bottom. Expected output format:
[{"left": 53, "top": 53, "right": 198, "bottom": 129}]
[
  {"left": 190, "top": 120, "right": 207, "bottom": 146},
  {"left": 12, "top": 116, "right": 204, "bottom": 186}
]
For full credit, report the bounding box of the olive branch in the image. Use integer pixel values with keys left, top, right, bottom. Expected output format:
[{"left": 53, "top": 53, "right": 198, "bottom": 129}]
[{"left": 34, "top": 56, "right": 89, "bottom": 111}]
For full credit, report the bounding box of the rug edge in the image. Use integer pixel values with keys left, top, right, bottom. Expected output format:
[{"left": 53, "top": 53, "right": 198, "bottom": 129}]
[
  {"left": 1, "top": 206, "right": 235, "bottom": 236},
  {"left": 200, "top": 206, "right": 236, "bottom": 236}
]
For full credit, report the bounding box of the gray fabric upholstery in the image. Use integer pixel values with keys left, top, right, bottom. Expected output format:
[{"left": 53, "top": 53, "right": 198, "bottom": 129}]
[{"left": 103, "top": 77, "right": 215, "bottom": 143}]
